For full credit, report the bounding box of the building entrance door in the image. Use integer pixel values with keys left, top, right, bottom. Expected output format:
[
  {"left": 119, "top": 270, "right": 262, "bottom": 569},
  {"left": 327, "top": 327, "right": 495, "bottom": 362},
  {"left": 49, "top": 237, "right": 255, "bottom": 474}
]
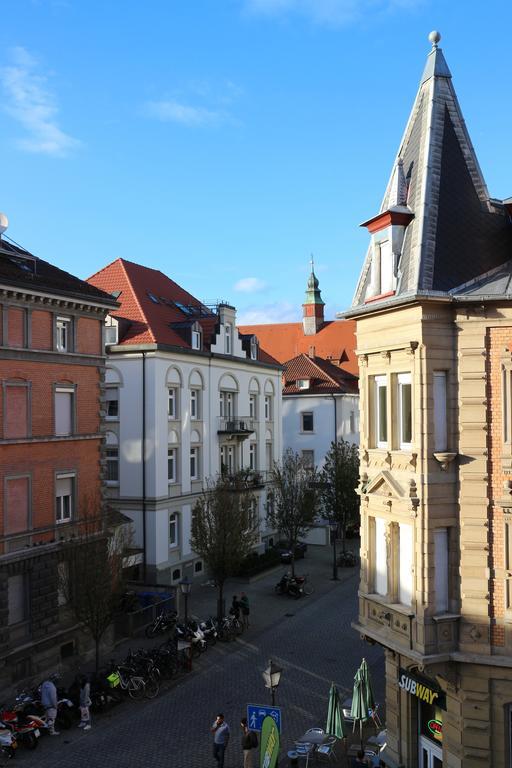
[{"left": 420, "top": 736, "right": 442, "bottom": 768}]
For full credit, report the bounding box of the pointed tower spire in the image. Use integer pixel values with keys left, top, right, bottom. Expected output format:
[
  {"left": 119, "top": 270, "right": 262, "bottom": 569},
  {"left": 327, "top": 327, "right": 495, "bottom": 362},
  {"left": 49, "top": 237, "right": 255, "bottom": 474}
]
[
  {"left": 349, "top": 31, "right": 510, "bottom": 311},
  {"left": 302, "top": 255, "right": 325, "bottom": 336}
]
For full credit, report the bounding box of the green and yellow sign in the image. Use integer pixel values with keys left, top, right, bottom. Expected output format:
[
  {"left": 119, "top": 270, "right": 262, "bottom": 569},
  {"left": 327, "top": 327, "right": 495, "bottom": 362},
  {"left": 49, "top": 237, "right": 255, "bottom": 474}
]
[{"left": 259, "top": 715, "right": 280, "bottom": 768}]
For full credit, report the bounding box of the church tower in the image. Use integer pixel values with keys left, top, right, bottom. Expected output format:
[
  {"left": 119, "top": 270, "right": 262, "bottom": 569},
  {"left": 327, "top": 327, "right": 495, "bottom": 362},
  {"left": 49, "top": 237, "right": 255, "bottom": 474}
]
[{"left": 302, "top": 258, "right": 325, "bottom": 335}]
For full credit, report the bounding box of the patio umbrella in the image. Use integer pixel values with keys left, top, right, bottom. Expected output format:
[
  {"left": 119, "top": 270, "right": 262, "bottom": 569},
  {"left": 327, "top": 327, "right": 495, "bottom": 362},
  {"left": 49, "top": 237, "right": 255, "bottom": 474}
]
[
  {"left": 326, "top": 682, "right": 346, "bottom": 739},
  {"left": 350, "top": 658, "right": 376, "bottom": 748}
]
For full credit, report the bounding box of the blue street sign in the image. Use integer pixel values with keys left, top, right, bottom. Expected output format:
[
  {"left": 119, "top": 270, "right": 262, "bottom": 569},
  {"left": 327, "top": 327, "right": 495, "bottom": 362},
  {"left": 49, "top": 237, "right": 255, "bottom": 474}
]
[{"left": 247, "top": 704, "right": 282, "bottom": 733}]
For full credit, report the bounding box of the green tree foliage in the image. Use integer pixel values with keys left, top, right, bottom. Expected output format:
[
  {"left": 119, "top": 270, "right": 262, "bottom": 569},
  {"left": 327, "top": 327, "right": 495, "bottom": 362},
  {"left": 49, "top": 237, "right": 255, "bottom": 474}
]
[
  {"left": 319, "top": 439, "right": 360, "bottom": 552},
  {"left": 268, "top": 449, "right": 319, "bottom": 575},
  {"left": 191, "top": 473, "right": 258, "bottom": 619}
]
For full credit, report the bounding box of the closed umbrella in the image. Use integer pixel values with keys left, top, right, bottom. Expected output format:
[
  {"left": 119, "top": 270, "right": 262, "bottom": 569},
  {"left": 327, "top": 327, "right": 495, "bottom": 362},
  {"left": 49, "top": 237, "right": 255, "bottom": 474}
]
[
  {"left": 350, "top": 658, "right": 376, "bottom": 748},
  {"left": 326, "top": 682, "right": 346, "bottom": 739}
]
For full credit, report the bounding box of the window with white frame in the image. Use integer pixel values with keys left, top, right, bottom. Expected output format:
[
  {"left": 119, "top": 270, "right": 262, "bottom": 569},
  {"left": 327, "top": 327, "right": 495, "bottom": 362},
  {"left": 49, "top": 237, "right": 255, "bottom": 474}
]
[
  {"left": 434, "top": 371, "right": 448, "bottom": 451},
  {"left": 225, "top": 323, "right": 232, "bottom": 355},
  {"left": 190, "top": 447, "right": 200, "bottom": 480},
  {"left": 301, "top": 450, "right": 315, "bottom": 469},
  {"left": 105, "top": 387, "right": 119, "bottom": 419},
  {"left": 264, "top": 395, "right": 272, "bottom": 421},
  {"left": 169, "top": 513, "right": 178, "bottom": 547},
  {"left": 266, "top": 442, "right": 273, "bottom": 470},
  {"left": 56, "top": 317, "right": 72, "bottom": 352},
  {"left": 221, "top": 444, "right": 235, "bottom": 474},
  {"left": 398, "top": 523, "right": 413, "bottom": 605},
  {"left": 434, "top": 527, "right": 449, "bottom": 613},
  {"left": 250, "top": 337, "right": 258, "bottom": 360},
  {"left": 249, "top": 442, "right": 257, "bottom": 470},
  {"left": 301, "top": 412, "right": 314, "bottom": 432},
  {"left": 373, "top": 517, "right": 387, "bottom": 596},
  {"left": 8, "top": 574, "right": 27, "bottom": 625},
  {"left": 369, "top": 239, "right": 394, "bottom": 298},
  {"left": 168, "top": 387, "right": 178, "bottom": 419},
  {"left": 220, "top": 391, "right": 234, "bottom": 420},
  {"left": 106, "top": 446, "right": 119, "bottom": 483},
  {"left": 191, "top": 326, "right": 202, "bottom": 350},
  {"left": 249, "top": 394, "right": 257, "bottom": 420},
  {"left": 56, "top": 474, "right": 74, "bottom": 523},
  {"left": 55, "top": 387, "right": 74, "bottom": 436},
  {"left": 374, "top": 375, "right": 388, "bottom": 448},
  {"left": 104, "top": 316, "right": 118, "bottom": 345},
  {"left": 190, "top": 389, "right": 200, "bottom": 420},
  {"left": 248, "top": 499, "right": 258, "bottom": 530},
  {"left": 397, "top": 373, "right": 412, "bottom": 449},
  {"left": 297, "top": 379, "right": 310, "bottom": 390},
  {"left": 168, "top": 447, "right": 177, "bottom": 484}
]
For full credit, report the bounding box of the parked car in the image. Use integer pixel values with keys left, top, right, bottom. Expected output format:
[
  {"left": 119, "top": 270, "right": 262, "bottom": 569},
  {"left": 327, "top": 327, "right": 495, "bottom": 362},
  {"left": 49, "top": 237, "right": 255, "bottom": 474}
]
[{"left": 272, "top": 540, "right": 307, "bottom": 563}]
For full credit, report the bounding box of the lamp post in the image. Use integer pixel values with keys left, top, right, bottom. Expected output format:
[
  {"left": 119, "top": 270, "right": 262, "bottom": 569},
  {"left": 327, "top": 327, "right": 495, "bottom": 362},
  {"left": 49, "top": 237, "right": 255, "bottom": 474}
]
[
  {"left": 330, "top": 520, "right": 339, "bottom": 581},
  {"left": 179, "top": 576, "right": 192, "bottom": 629},
  {"left": 262, "top": 659, "right": 283, "bottom": 707}
]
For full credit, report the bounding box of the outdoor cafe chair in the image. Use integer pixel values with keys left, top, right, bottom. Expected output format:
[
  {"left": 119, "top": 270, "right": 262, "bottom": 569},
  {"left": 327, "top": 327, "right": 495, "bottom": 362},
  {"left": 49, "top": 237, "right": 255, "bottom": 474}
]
[
  {"left": 294, "top": 741, "right": 315, "bottom": 766},
  {"left": 304, "top": 727, "right": 325, "bottom": 736},
  {"left": 316, "top": 735, "right": 337, "bottom": 762}
]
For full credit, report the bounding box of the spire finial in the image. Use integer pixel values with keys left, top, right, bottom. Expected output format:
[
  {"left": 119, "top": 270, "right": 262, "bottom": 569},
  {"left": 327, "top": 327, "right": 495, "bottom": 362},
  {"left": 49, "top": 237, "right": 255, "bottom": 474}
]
[
  {"left": 310, "top": 253, "right": 315, "bottom": 273},
  {"left": 428, "top": 30, "right": 441, "bottom": 48}
]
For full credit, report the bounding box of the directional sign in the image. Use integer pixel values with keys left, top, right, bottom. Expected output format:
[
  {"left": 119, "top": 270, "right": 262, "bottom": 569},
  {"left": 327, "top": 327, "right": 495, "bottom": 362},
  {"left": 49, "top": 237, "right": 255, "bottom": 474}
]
[{"left": 247, "top": 704, "right": 282, "bottom": 733}]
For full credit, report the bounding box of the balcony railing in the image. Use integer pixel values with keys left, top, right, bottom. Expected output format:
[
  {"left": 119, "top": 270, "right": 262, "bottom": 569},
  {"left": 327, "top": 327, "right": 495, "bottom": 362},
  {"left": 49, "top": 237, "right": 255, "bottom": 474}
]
[
  {"left": 221, "top": 470, "right": 272, "bottom": 489},
  {"left": 218, "top": 417, "right": 255, "bottom": 435}
]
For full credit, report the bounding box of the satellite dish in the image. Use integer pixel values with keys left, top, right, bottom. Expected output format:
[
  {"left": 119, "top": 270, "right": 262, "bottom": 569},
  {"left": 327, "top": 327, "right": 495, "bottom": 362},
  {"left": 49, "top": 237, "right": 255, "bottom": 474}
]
[{"left": 0, "top": 213, "right": 9, "bottom": 235}]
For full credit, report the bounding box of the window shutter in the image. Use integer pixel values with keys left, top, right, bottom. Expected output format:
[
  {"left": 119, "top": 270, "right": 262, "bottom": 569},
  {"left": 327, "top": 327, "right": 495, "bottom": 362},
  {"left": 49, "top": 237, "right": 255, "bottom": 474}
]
[
  {"left": 5, "top": 386, "right": 28, "bottom": 438},
  {"left": 55, "top": 391, "right": 72, "bottom": 435},
  {"left": 5, "top": 477, "right": 29, "bottom": 534}
]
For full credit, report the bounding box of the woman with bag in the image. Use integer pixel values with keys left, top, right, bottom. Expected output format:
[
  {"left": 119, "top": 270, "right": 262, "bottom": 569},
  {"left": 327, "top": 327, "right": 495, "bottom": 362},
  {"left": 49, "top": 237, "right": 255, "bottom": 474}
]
[{"left": 240, "top": 717, "right": 258, "bottom": 767}]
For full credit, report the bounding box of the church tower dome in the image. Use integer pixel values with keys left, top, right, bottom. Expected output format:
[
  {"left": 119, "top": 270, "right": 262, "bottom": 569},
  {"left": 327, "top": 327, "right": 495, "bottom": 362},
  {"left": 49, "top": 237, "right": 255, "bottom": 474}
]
[{"left": 302, "top": 256, "right": 325, "bottom": 336}]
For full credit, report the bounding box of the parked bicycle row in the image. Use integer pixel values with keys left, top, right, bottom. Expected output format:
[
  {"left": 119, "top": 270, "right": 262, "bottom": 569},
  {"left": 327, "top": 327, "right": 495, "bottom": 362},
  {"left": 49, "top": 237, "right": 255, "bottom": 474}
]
[{"left": 0, "top": 610, "right": 248, "bottom": 763}]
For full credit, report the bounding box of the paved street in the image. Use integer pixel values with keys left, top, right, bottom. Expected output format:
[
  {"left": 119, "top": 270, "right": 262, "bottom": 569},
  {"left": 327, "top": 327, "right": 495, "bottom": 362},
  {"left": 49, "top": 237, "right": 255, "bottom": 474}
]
[{"left": 17, "top": 548, "right": 384, "bottom": 768}]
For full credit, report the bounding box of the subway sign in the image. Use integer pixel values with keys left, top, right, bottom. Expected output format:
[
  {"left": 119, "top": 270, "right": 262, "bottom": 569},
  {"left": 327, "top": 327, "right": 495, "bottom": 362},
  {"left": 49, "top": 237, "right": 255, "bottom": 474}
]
[{"left": 398, "top": 668, "right": 446, "bottom": 710}]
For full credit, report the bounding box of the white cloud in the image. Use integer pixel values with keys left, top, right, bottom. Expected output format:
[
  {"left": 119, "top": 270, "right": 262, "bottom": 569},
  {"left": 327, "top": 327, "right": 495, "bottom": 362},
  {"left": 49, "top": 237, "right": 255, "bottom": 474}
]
[
  {"left": 145, "top": 99, "right": 226, "bottom": 126},
  {"left": 238, "top": 301, "right": 298, "bottom": 325},
  {"left": 234, "top": 277, "right": 268, "bottom": 293},
  {"left": 0, "top": 47, "right": 80, "bottom": 157},
  {"left": 243, "top": 0, "right": 424, "bottom": 25}
]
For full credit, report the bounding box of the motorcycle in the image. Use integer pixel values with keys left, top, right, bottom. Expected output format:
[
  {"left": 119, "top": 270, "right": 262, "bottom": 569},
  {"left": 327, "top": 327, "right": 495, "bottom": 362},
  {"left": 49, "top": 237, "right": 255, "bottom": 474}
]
[
  {"left": 275, "top": 573, "right": 305, "bottom": 598},
  {"left": 174, "top": 622, "right": 206, "bottom": 657},
  {"left": 145, "top": 609, "right": 178, "bottom": 638},
  {"left": 0, "top": 699, "right": 45, "bottom": 750},
  {"left": 199, "top": 617, "right": 218, "bottom": 646},
  {"left": 0, "top": 722, "right": 17, "bottom": 761},
  {"left": 20, "top": 685, "right": 75, "bottom": 730}
]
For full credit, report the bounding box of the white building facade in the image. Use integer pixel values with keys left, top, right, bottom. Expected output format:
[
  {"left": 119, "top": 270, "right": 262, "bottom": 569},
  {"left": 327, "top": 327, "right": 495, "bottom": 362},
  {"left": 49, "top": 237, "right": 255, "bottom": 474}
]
[{"left": 89, "top": 260, "right": 282, "bottom": 585}]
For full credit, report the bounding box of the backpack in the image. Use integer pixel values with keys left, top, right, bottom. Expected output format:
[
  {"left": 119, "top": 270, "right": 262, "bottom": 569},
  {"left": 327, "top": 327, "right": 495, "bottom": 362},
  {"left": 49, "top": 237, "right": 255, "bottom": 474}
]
[{"left": 249, "top": 731, "right": 258, "bottom": 749}]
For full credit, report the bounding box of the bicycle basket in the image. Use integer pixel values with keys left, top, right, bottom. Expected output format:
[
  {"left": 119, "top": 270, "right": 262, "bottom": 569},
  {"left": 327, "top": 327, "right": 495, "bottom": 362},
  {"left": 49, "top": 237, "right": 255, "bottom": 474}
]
[{"left": 107, "top": 671, "right": 120, "bottom": 688}]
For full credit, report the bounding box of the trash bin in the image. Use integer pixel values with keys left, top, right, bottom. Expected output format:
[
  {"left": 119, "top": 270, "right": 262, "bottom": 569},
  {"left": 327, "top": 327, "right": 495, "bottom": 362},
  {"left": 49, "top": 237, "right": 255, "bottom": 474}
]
[{"left": 287, "top": 751, "right": 298, "bottom": 767}]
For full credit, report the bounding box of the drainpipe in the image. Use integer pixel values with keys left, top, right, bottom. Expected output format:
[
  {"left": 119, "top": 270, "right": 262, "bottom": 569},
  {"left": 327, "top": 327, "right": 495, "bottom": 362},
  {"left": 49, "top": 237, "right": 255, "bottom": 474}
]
[{"left": 142, "top": 352, "right": 147, "bottom": 584}]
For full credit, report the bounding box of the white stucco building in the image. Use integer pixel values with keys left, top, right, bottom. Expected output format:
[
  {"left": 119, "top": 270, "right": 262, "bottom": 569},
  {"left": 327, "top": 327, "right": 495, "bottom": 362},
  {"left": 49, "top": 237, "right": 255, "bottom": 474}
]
[{"left": 88, "top": 259, "right": 282, "bottom": 585}]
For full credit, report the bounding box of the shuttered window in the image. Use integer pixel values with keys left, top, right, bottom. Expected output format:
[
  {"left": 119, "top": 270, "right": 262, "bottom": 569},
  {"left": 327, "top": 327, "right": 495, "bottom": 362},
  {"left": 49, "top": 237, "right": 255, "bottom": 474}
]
[
  {"left": 5, "top": 477, "right": 30, "bottom": 534},
  {"left": 55, "top": 388, "right": 74, "bottom": 436},
  {"left": 4, "top": 385, "right": 29, "bottom": 438}
]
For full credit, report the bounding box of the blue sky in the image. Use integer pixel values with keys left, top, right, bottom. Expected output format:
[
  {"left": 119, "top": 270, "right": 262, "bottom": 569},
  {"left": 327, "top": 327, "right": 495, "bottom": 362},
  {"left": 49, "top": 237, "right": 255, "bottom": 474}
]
[{"left": 0, "top": 0, "right": 510, "bottom": 323}]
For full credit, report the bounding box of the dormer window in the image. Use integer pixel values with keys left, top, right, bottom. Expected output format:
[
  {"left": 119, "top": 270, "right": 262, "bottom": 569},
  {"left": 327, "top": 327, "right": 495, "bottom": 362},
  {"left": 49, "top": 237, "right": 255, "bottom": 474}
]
[
  {"left": 105, "top": 315, "right": 118, "bottom": 345},
  {"left": 250, "top": 337, "right": 258, "bottom": 360},
  {"left": 368, "top": 239, "right": 394, "bottom": 300},
  {"left": 297, "top": 379, "right": 310, "bottom": 390},
  {"left": 191, "top": 322, "right": 202, "bottom": 351}
]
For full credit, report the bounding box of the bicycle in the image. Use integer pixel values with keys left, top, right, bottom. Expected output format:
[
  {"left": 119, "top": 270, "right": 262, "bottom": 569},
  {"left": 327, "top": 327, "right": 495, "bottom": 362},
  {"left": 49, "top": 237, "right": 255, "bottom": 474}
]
[
  {"left": 106, "top": 664, "right": 146, "bottom": 701},
  {"left": 301, "top": 574, "right": 314, "bottom": 596}
]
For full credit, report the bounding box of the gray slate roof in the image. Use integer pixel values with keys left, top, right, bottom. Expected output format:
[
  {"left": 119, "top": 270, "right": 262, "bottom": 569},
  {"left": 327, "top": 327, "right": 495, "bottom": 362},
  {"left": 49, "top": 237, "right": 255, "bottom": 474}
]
[{"left": 349, "top": 39, "right": 512, "bottom": 314}]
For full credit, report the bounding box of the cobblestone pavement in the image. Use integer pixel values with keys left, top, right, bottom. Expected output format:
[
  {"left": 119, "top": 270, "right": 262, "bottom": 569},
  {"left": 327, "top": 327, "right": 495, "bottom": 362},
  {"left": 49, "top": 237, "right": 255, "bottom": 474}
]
[{"left": 17, "top": 547, "right": 384, "bottom": 768}]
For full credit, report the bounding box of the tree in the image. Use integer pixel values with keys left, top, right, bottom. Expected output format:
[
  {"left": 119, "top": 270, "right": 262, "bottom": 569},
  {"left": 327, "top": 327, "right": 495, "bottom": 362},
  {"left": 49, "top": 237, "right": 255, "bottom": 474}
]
[
  {"left": 268, "top": 449, "right": 319, "bottom": 576},
  {"left": 59, "top": 503, "right": 129, "bottom": 670},
  {"left": 319, "top": 439, "right": 360, "bottom": 555},
  {"left": 191, "top": 473, "right": 258, "bottom": 620}
]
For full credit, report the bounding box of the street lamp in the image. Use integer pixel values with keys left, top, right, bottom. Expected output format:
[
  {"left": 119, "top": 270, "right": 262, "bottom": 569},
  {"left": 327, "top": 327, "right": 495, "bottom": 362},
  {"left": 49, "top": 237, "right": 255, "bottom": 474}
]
[
  {"left": 262, "top": 659, "right": 283, "bottom": 706},
  {"left": 330, "top": 520, "right": 339, "bottom": 581},
  {"left": 179, "top": 576, "right": 192, "bottom": 629}
]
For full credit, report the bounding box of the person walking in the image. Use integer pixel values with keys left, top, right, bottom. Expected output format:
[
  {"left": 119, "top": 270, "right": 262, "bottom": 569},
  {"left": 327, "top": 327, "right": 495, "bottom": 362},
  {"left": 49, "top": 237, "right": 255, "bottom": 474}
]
[
  {"left": 239, "top": 592, "right": 250, "bottom": 629},
  {"left": 240, "top": 717, "right": 257, "bottom": 768},
  {"left": 40, "top": 674, "right": 60, "bottom": 736},
  {"left": 78, "top": 675, "right": 92, "bottom": 731},
  {"left": 230, "top": 595, "right": 240, "bottom": 620},
  {"left": 210, "top": 713, "right": 230, "bottom": 768}
]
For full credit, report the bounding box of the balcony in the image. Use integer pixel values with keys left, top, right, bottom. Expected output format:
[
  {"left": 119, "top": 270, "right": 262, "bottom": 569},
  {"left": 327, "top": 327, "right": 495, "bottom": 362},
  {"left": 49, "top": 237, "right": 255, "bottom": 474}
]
[
  {"left": 221, "top": 470, "right": 271, "bottom": 489},
  {"left": 217, "top": 417, "right": 255, "bottom": 436}
]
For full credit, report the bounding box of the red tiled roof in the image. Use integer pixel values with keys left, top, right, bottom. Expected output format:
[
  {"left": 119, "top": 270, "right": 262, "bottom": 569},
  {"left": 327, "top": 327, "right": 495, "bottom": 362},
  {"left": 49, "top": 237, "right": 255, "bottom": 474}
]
[
  {"left": 238, "top": 320, "right": 358, "bottom": 376},
  {"left": 87, "top": 259, "right": 281, "bottom": 366},
  {"left": 283, "top": 354, "right": 358, "bottom": 395}
]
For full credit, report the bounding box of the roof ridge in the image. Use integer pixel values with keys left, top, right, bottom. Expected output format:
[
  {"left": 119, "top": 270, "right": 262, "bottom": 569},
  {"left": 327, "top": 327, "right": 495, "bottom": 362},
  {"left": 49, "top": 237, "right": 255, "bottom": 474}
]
[
  {"left": 308, "top": 355, "right": 341, "bottom": 386},
  {"left": 119, "top": 259, "right": 156, "bottom": 343},
  {"left": 86, "top": 257, "right": 124, "bottom": 283}
]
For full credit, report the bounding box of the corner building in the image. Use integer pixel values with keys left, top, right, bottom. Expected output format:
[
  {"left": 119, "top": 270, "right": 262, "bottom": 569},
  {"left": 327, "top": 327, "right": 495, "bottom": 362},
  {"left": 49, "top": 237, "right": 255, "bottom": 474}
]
[{"left": 342, "top": 34, "right": 512, "bottom": 768}]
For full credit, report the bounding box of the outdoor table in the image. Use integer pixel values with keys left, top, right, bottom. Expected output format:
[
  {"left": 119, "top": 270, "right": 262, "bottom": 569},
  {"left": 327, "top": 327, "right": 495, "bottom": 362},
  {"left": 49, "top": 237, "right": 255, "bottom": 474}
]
[{"left": 296, "top": 732, "right": 330, "bottom": 746}]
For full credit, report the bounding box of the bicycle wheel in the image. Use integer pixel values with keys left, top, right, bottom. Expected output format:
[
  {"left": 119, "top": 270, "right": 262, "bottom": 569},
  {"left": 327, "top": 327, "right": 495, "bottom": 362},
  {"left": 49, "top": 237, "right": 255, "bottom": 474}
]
[
  {"left": 127, "top": 676, "right": 146, "bottom": 701},
  {"left": 144, "top": 676, "right": 160, "bottom": 699},
  {"left": 303, "top": 582, "right": 314, "bottom": 596}
]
